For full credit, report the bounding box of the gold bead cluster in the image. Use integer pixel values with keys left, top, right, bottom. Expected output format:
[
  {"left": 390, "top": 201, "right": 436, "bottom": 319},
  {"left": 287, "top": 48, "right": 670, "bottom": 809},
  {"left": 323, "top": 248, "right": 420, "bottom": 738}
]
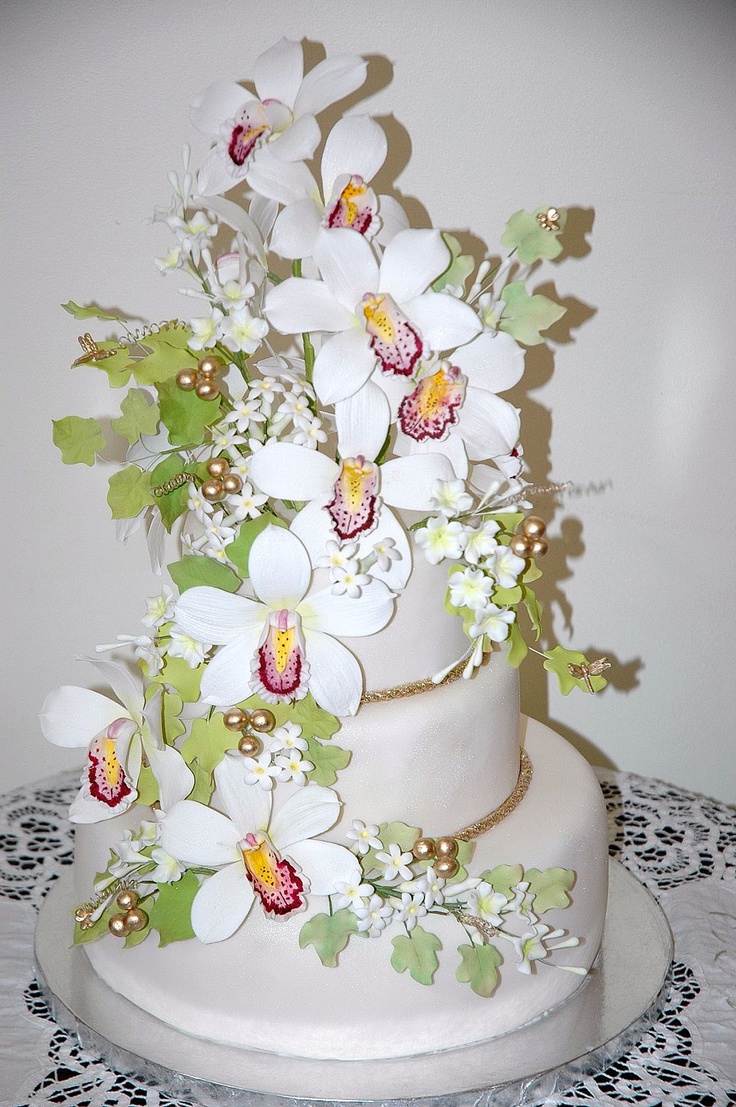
[
  {"left": 412, "top": 835, "right": 460, "bottom": 878},
  {"left": 201, "top": 457, "right": 244, "bottom": 502},
  {"left": 107, "top": 888, "right": 149, "bottom": 938},
  {"left": 176, "top": 354, "right": 225, "bottom": 401},
  {"left": 223, "top": 705, "right": 277, "bottom": 757},
  {"left": 509, "top": 515, "right": 548, "bottom": 559}
]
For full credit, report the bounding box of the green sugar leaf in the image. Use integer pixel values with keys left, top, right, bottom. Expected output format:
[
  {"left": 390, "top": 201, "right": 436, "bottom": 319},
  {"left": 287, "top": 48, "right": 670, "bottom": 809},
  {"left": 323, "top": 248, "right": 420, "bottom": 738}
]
[
  {"left": 132, "top": 327, "right": 197, "bottom": 387},
  {"left": 156, "top": 377, "right": 221, "bottom": 447},
  {"left": 522, "top": 585, "right": 543, "bottom": 641},
  {"left": 432, "top": 233, "right": 475, "bottom": 293},
  {"left": 506, "top": 621, "right": 528, "bottom": 668},
  {"left": 168, "top": 554, "right": 241, "bottom": 595},
  {"left": 500, "top": 208, "right": 566, "bottom": 265},
  {"left": 492, "top": 584, "right": 523, "bottom": 607},
  {"left": 227, "top": 513, "right": 288, "bottom": 577},
  {"left": 107, "top": 465, "right": 155, "bottom": 519},
  {"left": 153, "top": 653, "right": 204, "bottom": 702},
  {"left": 361, "top": 820, "right": 421, "bottom": 878},
  {"left": 147, "top": 871, "right": 199, "bottom": 946},
  {"left": 524, "top": 867, "right": 576, "bottom": 913},
  {"left": 186, "top": 761, "right": 214, "bottom": 804},
  {"left": 499, "top": 281, "right": 566, "bottom": 346},
  {"left": 135, "top": 765, "right": 160, "bottom": 807},
  {"left": 162, "top": 690, "right": 186, "bottom": 745},
  {"left": 111, "top": 388, "right": 160, "bottom": 444},
  {"left": 299, "top": 909, "right": 361, "bottom": 967},
  {"left": 289, "top": 694, "right": 341, "bottom": 741},
  {"left": 390, "top": 925, "right": 442, "bottom": 985},
  {"left": 52, "top": 416, "right": 106, "bottom": 466},
  {"left": 181, "top": 715, "right": 238, "bottom": 777},
  {"left": 149, "top": 455, "right": 193, "bottom": 532},
  {"left": 479, "top": 864, "right": 524, "bottom": 900},
  {"left": 456, "top": 941, "right": 503, "bottom": 997},
  {"left": 305, "top": 738, "right": 350, "bottom": 787},
  {"left": 543, "top": 645, "right": 608, "bottom": 695},
  {"left": 62, "top": 301, "right": 125, "bottom": 322}
]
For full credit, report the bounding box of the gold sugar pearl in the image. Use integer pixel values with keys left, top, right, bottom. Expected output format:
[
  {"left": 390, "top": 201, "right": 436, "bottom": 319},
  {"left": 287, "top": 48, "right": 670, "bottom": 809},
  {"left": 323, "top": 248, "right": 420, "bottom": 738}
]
[
  {"left": 206, "top": 457, "right": 230, "bottom": 479},
  {"left": 195, "top": 378, "right": 220, "bottom": 401},
  {"left": 223, "top": 707, "right": 250, "bottom": 732},
  {"left": 249, "top": 708, "right": 276, "bottom": 733},
  {"left": 434, "top": 836, "right": 459, "bottom": 859},
  {"left": 530, "top": 537, "right": 549, "bottom": 557},
  {"left": 198, "top": 354, "right": 224, "bottom": 378},
  {"left": 222, "top": 472, "right": 243, "bottom": 495},
  {"left": 412, "top": 837, "right": 436, "bottom": 862},
  {"left": 108, "top": 913, "right": 130, "bottom": 938},
  {"left": 434, "top": 856, "right": 460, "bottom": 879},
  {"left": 175, "top": 368, "right": 198, "bottom": 392},
  {"left": 238, "top": 733, "right": 263, "bottom": 757},
  {"left": 124, "top": 907, "right": 149, "bottom": 932},
  {"left": 509, "top": 534, "right": 533, "bottom": 558},
  {"left": 201, "top": 478, "right": 224, "bottom": 502},
  {"left": 115, "top": 888, "right": 139, "bottom": 911},
  {"left": 520, "top": 515, "right": 546, "bottom": 540}
]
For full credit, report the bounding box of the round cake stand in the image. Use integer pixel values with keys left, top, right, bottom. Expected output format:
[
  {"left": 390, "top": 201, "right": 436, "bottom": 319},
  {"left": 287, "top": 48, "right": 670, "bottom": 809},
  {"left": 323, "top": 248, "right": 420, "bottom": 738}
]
[{"left": 35, "top": 860, "right": 672, "bottom": 1107}]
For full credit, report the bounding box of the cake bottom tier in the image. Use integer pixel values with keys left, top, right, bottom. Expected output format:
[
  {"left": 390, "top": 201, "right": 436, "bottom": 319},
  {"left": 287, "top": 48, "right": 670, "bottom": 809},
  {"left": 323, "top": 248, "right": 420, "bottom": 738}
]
[{"left": 76, "top": 717, "right": 609, "bottom": 1061}]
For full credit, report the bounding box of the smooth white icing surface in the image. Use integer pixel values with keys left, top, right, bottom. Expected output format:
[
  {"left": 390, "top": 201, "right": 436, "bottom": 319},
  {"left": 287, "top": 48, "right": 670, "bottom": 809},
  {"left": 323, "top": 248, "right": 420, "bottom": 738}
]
[{"left": 77, "top": 718, "right": 609, "bottom": 1061}]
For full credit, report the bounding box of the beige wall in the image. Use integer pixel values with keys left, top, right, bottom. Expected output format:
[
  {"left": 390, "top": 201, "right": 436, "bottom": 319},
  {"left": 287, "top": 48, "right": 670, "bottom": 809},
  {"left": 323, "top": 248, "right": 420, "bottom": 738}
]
[{"left": 3, "top": 0, "right": 735, "bottom": 803}]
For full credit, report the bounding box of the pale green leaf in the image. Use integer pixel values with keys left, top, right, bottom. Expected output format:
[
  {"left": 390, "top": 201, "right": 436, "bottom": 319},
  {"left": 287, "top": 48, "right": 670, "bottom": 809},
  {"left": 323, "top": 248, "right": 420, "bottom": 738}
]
[
  {"left": 432, "top": 234, "right": 475, "bottom": 293},
  {"left": 289, "top": 695, "right": 341, "bottom": 741},
  {"left": 149, "top": 455, "right": 193, "bottom": 532},
  {"left": 52, "top": 416, "right": 106, "bottom": 466},
  {"left": 181, "top": 715, "right": 238, "bottom": 776},
  {"left": 107, "top": 466, "right": 154, "bottom": 519},
  {"left": 390, "top": 925, "right": 441, "bottom": 985},
  {"left": 362, "top": 821, "right": 421, "bottom": 876},
  {"left": 187, "top": 761, "right": 213, "bottom": 804},
  {"left": 499, "top": 281, "right": 566, "bottom": 346},
  {"left": 506, "top": 620, "right": 528, "bottom": 668},
  {"left": 111, "top": 388, "right": 160, "bottom": 445},
  {"left": 135, "top": 765, "right": 160, "bottom": 807},
  {"left": 147, "top": 870, "right": 199, "bottom": 946},
  {"left": 305, "top": 738, "right": 350, "bottom": 786},
  {"left": 456, "top": 941, "right": 503, "bottom": 997},
  {"left": 168, "top": 554, "right": 241, "bottom": 595},
  {"left": 499, "top": 208, "right": 566, "bottom": 265},
  {"left": 522, "top": 585, "right": 543, "bottom": 641},
  {"left": 162, "top": 690, "right": 186, "bottom": 745},
  {"left": 479, "top": 864, "right": 524, "bottom": 900},
  {"left": 131, "top": 327, "right": 198, "bottom": 387},
  {"left": 153, "top": 654, "right": 204, "bottom": 702},
  {"left": 62, "top": 300, "right": 125, "bottom": 322},
  {"left": 543, "top": 645, "right": 608, "bottom": 695},
  {"left": 524, "top": 867, "right": 576, "bottom": 913},
  {"left": 156, "top": 378, "right": 222, "bottom": 447},
  {"left": 492, "top": 584, "right": 522, "bottom": 607},
  {"left": 299, "top": 909, "right": 360, "bottom": 967}
]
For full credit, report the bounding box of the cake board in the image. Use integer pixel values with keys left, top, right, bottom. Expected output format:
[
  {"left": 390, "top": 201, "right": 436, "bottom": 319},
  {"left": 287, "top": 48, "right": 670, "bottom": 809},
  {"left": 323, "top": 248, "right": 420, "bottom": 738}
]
[{"left": 34, "top": 859, "right": 672, "bottom": 1106}]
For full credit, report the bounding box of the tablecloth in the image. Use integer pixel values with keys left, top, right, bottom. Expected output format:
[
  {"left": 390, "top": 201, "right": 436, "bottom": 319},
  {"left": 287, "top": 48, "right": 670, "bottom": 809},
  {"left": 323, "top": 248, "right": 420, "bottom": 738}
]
[{"left": 1, "top": 769, "right": 734, "bottom": 1107}]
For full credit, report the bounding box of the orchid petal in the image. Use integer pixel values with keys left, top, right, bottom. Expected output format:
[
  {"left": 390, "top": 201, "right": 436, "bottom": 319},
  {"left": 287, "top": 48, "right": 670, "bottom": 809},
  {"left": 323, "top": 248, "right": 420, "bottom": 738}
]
[
  {"left": 69, "top": 785, "right": 137, "bottom": 824},
  {"left": 174, "top": 588, "right": 264, "bottom": 645},
  {"left": 145, "top": 743, "right": 195, "bottom": 814},
  {"left": 190, "top": 81, "right": 250, "bottom": 136},
  {"left": 300, "top": 580, "right": 394, "bottom": 637},
  {"left": 362, "top": 506, "right": 413, "bottom": 589},
  {"left": 85, "top": 658, "right": 143, "bottom": 719},
  {"left": 265, "top": 276, "right": 353, "bottom": 334},
  {"left": 287, "top": 840, "right": 358, "bottom": 895},
  {"left": 249, "top": 194, "right": 279, "bottom": 241},
  {"left": 248, "top": 525, "right": 312, "bottom": 609},
  {"left": 401, "top": 431, "right": 469, "bottom": 480},
  {"left": 300, "top": 629, "right": 363, "bottom": 716},
  {"left": 335, "top": 380, "right": 390, "bottom": 460},
  {"left": 160, "top": 800, "right": 241, "bottom": 867},
  {"left": 249, "top": 442, "right": 337, "bottom": 500},
  {"left": 269, "top": 783, "right": 341, "bottom": 851},
  {"left": 375, "top": 195, "right": 410, "bottom": 246},
  {"left": 321, "top": 116, "right": 387, "bottom": 197},
  {"left": 253, "top": 38, "right": 303, "bottom": 107},
  {"left": 378, "top": 229, "right": 449, "bottom": 302},
  {"left": 312, "top": 327, "right": 376, "bottom": 405},
  {"left": 199, "top": 629, "right": 263, "bottom": 706},
  {"left": 197, "top": 148, "right": 242, "bottom": 198},
  {"left": 191, "top": 861, "right": 255, "bottom": 943},
  {"left": 271, "top": 198, "right": 322, "bottom": 259},
  {"left": 269, "top": 113, "right": 321, "bottom": 162},
  {"left": 39, "top": 686, "right": 131, "bottom": 749},
  {"left": 402, "top": 292, "right": 482, "bottom": 351},
  {"left": 380, "top": 454, "right": 455, "bottom": 509},
  {"left": 199, "top": 195, "right": 266, "bottom": 258},
  {"left": 457, "top": 390, "right": 521, "bottom": 459},
  {"left": 214, "top": 753, "right": 272, "bottom": 838},
  {"left": 314, "top": 227, "right": 379, "bottom": 310},
  {"left": 293, "top": 55, "right": 367, "bottom": 117},
  {"left": 289, "top": 497, "right": 334, "bottom": 562},
  {"left": 453, "top": 330, "right": 525, "bottom": 393}
]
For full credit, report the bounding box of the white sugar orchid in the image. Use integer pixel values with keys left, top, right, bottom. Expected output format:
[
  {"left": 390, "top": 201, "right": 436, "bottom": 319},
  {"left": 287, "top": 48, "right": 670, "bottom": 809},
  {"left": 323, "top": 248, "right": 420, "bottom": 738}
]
[
  {"left": 253, "top": 114, "right": 408, "bottom": 259},
  {"left": 191, "top": 39, "right": 368, "bottom": 197},
  {"left": 173, "top": 524, "right": 394, "bottom": 716},
  {"left": 248, "top": 380, "right": 456, "bottom": 589},
  {"left": 39, "top": 659, "right": 193, "bottom": 823},
  {"left": 159, "top": 754, "right": 356, "bottom": 942},
  {"left": 265, "top": 226, "right": 482, "bottom": 405}
]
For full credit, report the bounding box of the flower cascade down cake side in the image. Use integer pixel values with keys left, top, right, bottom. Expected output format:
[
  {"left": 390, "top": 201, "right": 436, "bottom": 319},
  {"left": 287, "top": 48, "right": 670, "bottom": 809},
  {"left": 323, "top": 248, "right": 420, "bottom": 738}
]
[{"left": 42, "top": 38, "right": 610, "bottom": 1063}]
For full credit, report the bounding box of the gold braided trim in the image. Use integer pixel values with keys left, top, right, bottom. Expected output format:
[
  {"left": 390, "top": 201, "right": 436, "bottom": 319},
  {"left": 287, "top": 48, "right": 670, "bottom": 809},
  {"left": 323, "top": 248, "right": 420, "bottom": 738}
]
[
  {"left": 360, "top": 656, "right": 467, "bottom": 705},
  {"left": 454, "top": 750, "right": 533, "bottom": 841}
]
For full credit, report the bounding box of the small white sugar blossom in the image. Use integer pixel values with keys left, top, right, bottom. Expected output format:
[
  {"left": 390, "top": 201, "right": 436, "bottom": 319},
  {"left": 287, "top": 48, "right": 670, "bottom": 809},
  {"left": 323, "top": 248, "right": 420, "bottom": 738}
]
[
  {"left": 333, "top": 869, "right": 374, "bottom": 910},
  {"left": 347, "top": 819, "right": 382, "bottom": 855},
  {"left": 372, "top": 537, "right": 401, "bottom": 572},
  {"left": 275, "top": 751, "right": 314, "bottom": 786},
  {"left": 431, "top": 478, "right": 474, "bottom": 519},
  {"left": 218, "top": 306, "right": 269, "bottom": 354},
  {"left": 395, "top": 891, "right": 428, "bottom": 931},
  {"left": 318, "top": 540, "right": 359, "bottom": 571},
  {"left": 463, "top": 520, "right": 501, "bottom": 565},
  {"left": 242, "top": 751, "right": 281, "bottom": 790},
  {"left": 188, "top": 308, "right": 222, "bottom": 350},
  {"left": 268, "top": 721, "right": 308, "bottom": 754},
  {"left": 468, "top": 604, "right": 515, "bottom": 643},
  {"left": 354, "top": 893, "right": 394, "bottom": 937},
  {"left": 415, "top": 517, "right": 466, "bottom": 565},
  {"left": 166, "top": 627, "right": 211, "bottom": 667},
  {"left": 330, "top": 562, "right": 371, "bottom": 598},
  {"left": 449, "top": 567, "right": 494, "bottom": 611},
  {"left": 485, "top": 546, "right": 526, "bottom": 589},
  {"left": 376, "top": 842, "right": 414, "bottom": 883}
]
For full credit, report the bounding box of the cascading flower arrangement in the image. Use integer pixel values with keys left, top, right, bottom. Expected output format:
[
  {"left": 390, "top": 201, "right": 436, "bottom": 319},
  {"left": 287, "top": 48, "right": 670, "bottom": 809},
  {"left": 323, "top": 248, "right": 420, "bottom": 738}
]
[{"left": 42, "top": 38, "right": 606, "bottom": 995}]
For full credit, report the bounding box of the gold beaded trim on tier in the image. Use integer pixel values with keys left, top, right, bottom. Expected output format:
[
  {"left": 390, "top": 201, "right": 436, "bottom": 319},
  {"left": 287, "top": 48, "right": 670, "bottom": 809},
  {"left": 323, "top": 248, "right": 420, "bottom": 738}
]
[{"left": 360, "top": 655, "right": 467, "bottom": 705}]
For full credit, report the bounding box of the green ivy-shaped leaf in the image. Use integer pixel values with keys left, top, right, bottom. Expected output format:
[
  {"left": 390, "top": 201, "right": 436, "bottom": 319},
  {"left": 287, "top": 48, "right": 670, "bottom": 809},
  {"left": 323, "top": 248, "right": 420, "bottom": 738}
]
[
  {"left": 299, "top": 909, "right": 361, "bottom": 967},
  {"left": 479, "top": 863, "right": 524, "bottom": 901},
  {"left": 52, "top": 416, "right": 106, "bottom": 466},
  {"left": 124, "top": 909, "right": 152, "bottom": 948},
  {"left": 146, "top": 871, "right": 199, "bottom": 946},
  {"left": 135, "top": 765, "right": 160, "bottom": 807},
  {"left": 62, "top": 300, "right": 125, "bottom": 322},
  {"left": 111, "top": 388, "right": 160, "bottom": 445},
  {"left": 162, "top": 689, "right": 186, "bottom": 745},
  {"left": 149, "top": 455, "right": 193, "bottom": 532},
  {"left": 499, "top": 281, "right": 566, "bottom": 346},
  {"left": 168, "top": 554, "right": 241, "bottom": 595},
  {"left": 305, "top": 738, "right": 350, "bottom": 786},
  {"left": 107, "top": 465, "right": 154, "bottom": 519},
  {"left": 499, "top": 208, "right": 566, "bottom": 265},
  {"left": 227, "top": 513, "right": 288, "bottom": 577},
  {"left": 525, "top": 868, "right": 576, "bottom": 913},
  {"left": 432, "top": 234, "right": 475, "bottom": 293},
  {"left": 73, "top": 903, "right": 116, "bottom": 945},
  {"left": 494, "top": 512, "right": 524, "bottom": 540},
  {"left": 289, "top": 694, "right": 341, "bottom": 741},
  {"left": 456, "top": 941, "right": 503, "bottom": 997},
  {"left": 522, "top": 586, "right": 543, "bottom": 641},
  {"left": 85, "top": 342, "right": 138, "bottom": 388},
  {"left": 153, "top": 653, "right": 204, "bottom": 702},
  {"left": 492, "top": 584, "right": 523, "bottom": 607},
  {"left": 543, "top": 646, "right": 608, "bottom": 695},
  {"left": 132, "top": 328, "right": 197, "bottom": 387},
  {"left": 156, "top": 377, "right": 221, "bottom": 447},
  {"left": 390, "top": 925, "right": 442, "bottom": 985},
  {"left": 181, "top": 714, "right": 238, "bottom": 777},
  {"left": 506, "top": 621, "right": 528, "bottom": 668},
  {"left": 187, "top": 761, "right": 214, "bottom": 804}
]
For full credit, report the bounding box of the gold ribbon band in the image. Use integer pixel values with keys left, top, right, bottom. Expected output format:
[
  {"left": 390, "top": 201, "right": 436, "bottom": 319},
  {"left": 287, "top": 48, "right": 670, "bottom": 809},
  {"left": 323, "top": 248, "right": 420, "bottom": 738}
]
[
  {"left": 360, "top": 655, "right": 467, "bottom": 705},
  {"left": 453, "top": 749, "right": 533, "bottom": 841}
]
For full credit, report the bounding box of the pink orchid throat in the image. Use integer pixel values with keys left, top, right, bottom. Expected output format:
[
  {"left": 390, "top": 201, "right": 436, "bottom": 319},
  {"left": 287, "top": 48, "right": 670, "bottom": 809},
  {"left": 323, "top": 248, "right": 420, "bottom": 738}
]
[
  {"left": 326, "top": 455, "right": 379, "bottom": 541},
  {"left": 398, "top": 363, "right": 466, "bottom": 442},
  {"left": 241, "top": 834, "right": 305, "bottom": 916},
  {"left": 361, "top": 292, "right": 423, "bottom": 377},
  {"left": 252, "top": 608, "right": 309, "bottom": 701}
]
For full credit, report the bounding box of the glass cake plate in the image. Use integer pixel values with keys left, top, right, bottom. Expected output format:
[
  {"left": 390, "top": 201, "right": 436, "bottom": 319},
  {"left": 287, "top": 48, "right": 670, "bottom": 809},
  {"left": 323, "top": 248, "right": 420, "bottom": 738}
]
[{"left": 34, "top": 859, "right": 672, "bottom": 1106}]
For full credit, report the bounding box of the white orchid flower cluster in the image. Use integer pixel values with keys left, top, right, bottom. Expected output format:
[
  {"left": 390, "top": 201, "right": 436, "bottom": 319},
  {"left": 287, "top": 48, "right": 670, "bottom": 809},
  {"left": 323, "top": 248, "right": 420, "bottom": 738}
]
[{"left": 46, "top": 39, "right": 594, "bottom": 966}]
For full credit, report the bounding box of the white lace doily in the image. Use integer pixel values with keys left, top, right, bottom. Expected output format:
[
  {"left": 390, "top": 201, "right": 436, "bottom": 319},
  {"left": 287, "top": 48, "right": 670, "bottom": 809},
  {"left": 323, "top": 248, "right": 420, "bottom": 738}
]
[{"left": 1, "top": 769, "right": 734, "bottom": 1107}]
